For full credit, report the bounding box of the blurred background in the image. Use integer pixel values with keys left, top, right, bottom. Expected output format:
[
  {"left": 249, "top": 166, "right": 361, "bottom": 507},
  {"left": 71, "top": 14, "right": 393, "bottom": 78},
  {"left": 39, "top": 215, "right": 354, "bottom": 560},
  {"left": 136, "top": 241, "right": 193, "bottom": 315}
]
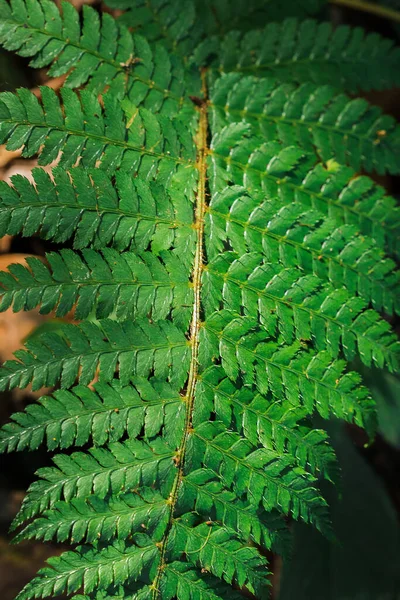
[{"left": 0, "top": 1, "right": 400, "bottom": 598}]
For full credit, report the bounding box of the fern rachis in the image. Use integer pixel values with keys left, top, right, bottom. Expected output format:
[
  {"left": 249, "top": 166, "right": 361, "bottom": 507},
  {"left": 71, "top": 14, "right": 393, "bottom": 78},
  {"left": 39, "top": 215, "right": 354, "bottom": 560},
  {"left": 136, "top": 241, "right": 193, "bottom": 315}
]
[{"left": 0, "top": 0, "right": 399, "bottom": 599}]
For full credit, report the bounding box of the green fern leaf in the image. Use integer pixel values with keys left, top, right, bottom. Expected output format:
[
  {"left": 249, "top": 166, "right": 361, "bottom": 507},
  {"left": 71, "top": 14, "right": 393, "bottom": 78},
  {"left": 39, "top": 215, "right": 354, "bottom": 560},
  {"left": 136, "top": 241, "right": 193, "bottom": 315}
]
[
  {"left": 210, "top": 124, "right": 400, "bottom": 255},
  {"left": 0, "top": 319, "right": 190, "bottom": 391},
  {"left": 0, "top": 378, "right": 185, "bottom": 452},
  {"left": 201, "top": 311, "right": 376, "bottom": 431},
  {"left": 0, "top": 87, "right": 197, "bottom": 175},
  {"left": 211, "top": 72, "right": 400, "bottom": 174},
  {"left": 14, "top": 489, "right": 169, "bottom": 544},
  {"left": 15, "top": 540, "right": 158, "bottom": 600},
  {"left": 196, "top": 18, "right": 400, "bottom": 92},
  {"left": 0, "top": 1, "right": 399, "bottom": 598},
  {"left": 0, "top": 0, "right": 200, "bottom": 114},
  {"left": 15, "top": 437, "right": 175, "bottom": 524},
  {"left": 0, "top": 248, "right": 192, "bottom": 327},
  {"left": 104, "top": 0, "right": 325, "bottom": 53},
  {"left": 195, "top": 367, "right": 339, "bottom": 481},
  {"left": 206, "top": 186, "right": 399, "bottom": 313},
  {"left": 0, "top": 168, "right": 195, "bottom": 257},
  {"left": 169, "top": 515, "right": 270, "bottom": 596},
  {"left": 160, "top": 562, "right": 244, "bottom": 600},
  {"left": 188, "top": 422, "right": 331, "bottom": 534},
  {"left": 202, "top": 252, "right": 400, "bottom": 369},
  {"left": 178, "top": 469, "right": 291, "bottom": 553}
]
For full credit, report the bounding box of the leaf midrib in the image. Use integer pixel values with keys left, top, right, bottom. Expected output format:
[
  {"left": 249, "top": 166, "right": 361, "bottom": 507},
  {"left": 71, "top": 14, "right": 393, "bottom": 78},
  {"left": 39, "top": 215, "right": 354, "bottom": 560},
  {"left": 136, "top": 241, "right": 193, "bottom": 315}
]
[{"left": 151, "top": 69, "right": 209, "bottom": 599}]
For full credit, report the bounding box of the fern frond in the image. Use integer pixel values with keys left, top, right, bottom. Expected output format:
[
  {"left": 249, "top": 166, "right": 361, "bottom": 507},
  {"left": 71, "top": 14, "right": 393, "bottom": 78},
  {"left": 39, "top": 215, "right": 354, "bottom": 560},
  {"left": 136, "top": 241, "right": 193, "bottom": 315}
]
[
  {"left": 0, "top": 319, "right": 190, "bottom": 391},
  {"left": 0, "top": 3, "right": 399, "bottom": 598},
  {"left": 211, "top": 73, "right": 400, "bottom": 174},
  {"left": 195, "top": 0, "right": 326, "bottom": 31},
  {"left": 72, "top": 582, "right": 153, "bottom": 600},
  {"left": 1, "top": 89, "right": 398, "bottom": 256},
  {"left": 206, "top": 187, "right": 399, "bottom": 315},
  {"left": 161, "top": 562, "right": 244, "bottom": 600},
  {"left": 195, "top": 367, "right": 339, "bottom": 481},
  {"left": 202, "top": 252, "right": 400, "bottom": 370},
  {"left": 15, "top": 540, "right": 158, "bottom": 600},
  {"left": 103, "top": 0, "right": 325, "bottom": 62},
  {"left": 0, "top": 248, "right": 192, "bottom": 327},
  {"left": 178, "top": 469, "right": 291, "bottom": 553},
  {"left": 15, "top": 437, "right": 175, "bottom": 524},
  {"left": 69, "top": 563, "right": 245, "bottom": 600},
  {"left": 0, "top": 378, "right": 184, "bottom": 452},
  {"left": 15, "top": 489, "right": 169, "bottom": 544},
  {"left": 169, "top": 515, "right": 270, "bottom": 597},
  {"left": 210, "top": 124, "right": 400, "bottom": 255},
  {"left": 0, "top": 168, "right": 195, "bottom": 257},
  {"left": 189, "top": 422, "right": 331, "bottom": 534},
  {"left": 201, "top": 311, "right": 376, "bottom": 431},
  {"left": 0, "top": 0, "right": 199, "bottom": 115},
  {"left": 0, "top": 87, "right": 197, "bottom": 176},
  {"left": 196, "top": 19, "right": 400, "bottom": 91},
  {"left": 94, "top": 0, "right": 201, "bottom": 57}
]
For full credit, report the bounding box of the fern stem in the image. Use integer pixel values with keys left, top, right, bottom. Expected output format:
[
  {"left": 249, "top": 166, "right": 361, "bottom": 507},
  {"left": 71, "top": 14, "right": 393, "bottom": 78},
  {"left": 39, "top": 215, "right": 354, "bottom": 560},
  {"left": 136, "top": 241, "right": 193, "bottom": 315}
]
[
  {"left": 329, "top": 0, "right": 400, "bottom": 23},
  {"left": 151, "top": 69, "right": 210, "bottom": 598}
]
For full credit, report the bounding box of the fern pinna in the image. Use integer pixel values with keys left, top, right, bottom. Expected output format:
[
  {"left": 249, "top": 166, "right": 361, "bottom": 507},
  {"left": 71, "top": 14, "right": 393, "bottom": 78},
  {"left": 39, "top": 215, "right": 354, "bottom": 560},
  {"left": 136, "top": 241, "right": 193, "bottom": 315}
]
[{"left": 0, "top": 0, "right": 399, "bottom": 598}]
